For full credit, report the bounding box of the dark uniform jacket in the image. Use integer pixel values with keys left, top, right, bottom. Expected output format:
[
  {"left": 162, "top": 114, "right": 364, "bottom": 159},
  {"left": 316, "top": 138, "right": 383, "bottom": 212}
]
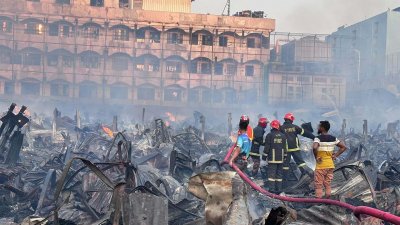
[
  {"left": 280, "top": 121, "right": 315, "bottom": 152},
  {"left": 252, "top": 125, "right": 265, "bottom": 150},
  {"left": 262, "top": 129, "right": 287, "bottom": 163}
]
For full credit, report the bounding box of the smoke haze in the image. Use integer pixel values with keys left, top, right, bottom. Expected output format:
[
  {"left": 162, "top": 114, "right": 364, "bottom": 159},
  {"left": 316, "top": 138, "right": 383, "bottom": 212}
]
[{"left": 193, "top": 0, "right": 399, "bottom": 33}]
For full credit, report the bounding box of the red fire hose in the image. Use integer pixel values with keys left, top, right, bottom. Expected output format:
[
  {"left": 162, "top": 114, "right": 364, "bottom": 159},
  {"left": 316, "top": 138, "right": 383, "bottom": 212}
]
[{"left": 223, "top": 144, "right": 400, "bottom": 225}]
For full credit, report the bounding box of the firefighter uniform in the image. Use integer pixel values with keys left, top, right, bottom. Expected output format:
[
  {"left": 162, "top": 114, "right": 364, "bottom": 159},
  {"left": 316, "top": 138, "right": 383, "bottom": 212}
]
[
  {"left": 280, "top": 121, "right": 314, "bottom": 177},
  {"left": 262, "top": 129, "right": 287, "bottom": 193},
  {"left": 249, "top": 125, "right": 265, "bottom": 176}
]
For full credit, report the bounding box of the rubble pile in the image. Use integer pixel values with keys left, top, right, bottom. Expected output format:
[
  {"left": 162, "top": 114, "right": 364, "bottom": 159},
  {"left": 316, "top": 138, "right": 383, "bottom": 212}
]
[{"left": 0, "top": 105, "right": 399, "bottom": 225}]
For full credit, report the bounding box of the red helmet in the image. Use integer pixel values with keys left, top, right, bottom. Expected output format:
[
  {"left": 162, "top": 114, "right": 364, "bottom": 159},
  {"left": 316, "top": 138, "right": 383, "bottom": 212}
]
[
  {"left": 270, "top": 120, "right": 280, "bottom": 129},
  {"left": 284, "top": 113, "right": 295, "bottom": 121},
  {"left": 258, "top": 117, "right": 268, "bottom": 128},
  {"left": 240, "top": 115, "right": 249, "bottom": 123}
]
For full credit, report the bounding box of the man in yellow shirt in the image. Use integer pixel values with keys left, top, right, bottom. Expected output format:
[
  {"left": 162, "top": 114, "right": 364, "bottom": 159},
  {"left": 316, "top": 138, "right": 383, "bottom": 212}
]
[{"left": 313, "top": 121, "right": 347, "bottom": 199}]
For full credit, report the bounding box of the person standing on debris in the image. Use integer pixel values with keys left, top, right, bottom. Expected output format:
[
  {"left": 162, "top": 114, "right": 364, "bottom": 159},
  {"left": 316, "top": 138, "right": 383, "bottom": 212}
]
[
  {"left": 250, "top": 117, "right": 268, "bottom": 177},
  {"left": 281, "top": 113, "right": 315, "bottom": 180},
  {"left": 313, "top": 121, "right": 347, "bottom": 199},
  {"left": 262, "top": 120, "right": 287, "bottom": 194},
  {"left": 229, "top": 116, "right": 252, "bottom": 171},
  {"left": 238, "top": 115, "right": 254, "bottom": 141}
]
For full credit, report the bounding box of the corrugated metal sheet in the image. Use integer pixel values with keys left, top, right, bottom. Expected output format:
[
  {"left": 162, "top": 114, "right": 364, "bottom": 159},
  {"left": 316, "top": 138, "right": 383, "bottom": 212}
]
[{"left": 142, "top": 0, "right": 191, "bottom": 13}]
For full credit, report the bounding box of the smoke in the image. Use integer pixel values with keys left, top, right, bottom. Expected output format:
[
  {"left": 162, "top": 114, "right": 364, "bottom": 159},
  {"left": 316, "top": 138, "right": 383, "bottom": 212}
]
[{"left": 193, "top": 0, "right": 399, "bottom": 33}]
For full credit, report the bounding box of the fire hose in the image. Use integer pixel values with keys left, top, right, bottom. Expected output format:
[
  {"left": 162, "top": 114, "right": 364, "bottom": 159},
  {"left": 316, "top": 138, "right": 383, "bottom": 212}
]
[{"left": 223, "top": 144, "right": 400, "bottom": 225}]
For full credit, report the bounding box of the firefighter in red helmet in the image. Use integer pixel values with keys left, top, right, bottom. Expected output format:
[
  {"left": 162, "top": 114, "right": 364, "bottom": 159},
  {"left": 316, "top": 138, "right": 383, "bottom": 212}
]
[
  {"left": 249, "top": 117, "right": 268, "bottom": 177},
  {"left": 280, "top": 113, "right": 315, "bottom": 181},
  {"left": 262, "top": 120, "right": 287, "bottom": 194},
  {"left": 239, "top": 115, "right": 254, "bottom": 141}
]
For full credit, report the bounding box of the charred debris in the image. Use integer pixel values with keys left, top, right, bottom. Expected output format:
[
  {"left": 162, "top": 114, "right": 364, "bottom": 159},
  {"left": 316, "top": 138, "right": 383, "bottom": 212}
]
[{"left": 0, "top": 104, "right": 399, "bottom": 225}]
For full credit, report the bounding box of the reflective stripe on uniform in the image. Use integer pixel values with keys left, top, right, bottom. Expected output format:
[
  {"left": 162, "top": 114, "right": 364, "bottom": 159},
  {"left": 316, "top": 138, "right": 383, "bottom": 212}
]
[
  {"left": 300, "top": 128, "right": 305, "bottom": 135},
  {"left": 249, "top": 152, "right": 260, "bottom": 156},
  {"left": 283, "top": 167, "right": 290, "bottom": 170},
  {"left": 298, "top": 163, "right": 307, "bottom": 167},
  {"left": 275, "top": 179, "right": 283, "bottom": 182},
  {"left": 287, "top": 148, "right": 301, "bottom": 152},
  {"left": 268, "top": 178, "right": 276, "bottom": 181},
  {"left": 269, "top": 160, "right": 284, "bottom": 163}
]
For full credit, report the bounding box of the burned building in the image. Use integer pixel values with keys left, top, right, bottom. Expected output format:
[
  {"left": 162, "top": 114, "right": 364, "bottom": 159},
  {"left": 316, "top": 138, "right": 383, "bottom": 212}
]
[
  {"left": 0, "top": 0, "right": 274, "bottom": 108},
  {"left": 268, "top": 35, "right": 346, "bottom": 108}
]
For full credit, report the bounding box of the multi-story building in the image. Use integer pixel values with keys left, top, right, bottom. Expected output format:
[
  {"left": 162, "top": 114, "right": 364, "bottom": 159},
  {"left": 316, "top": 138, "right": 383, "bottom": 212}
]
[
  {"left": 327, "top": 7, "right": 400, "bottom": 94},
  {"left": 0, "top": 0, "right": 275, "bottom": 108},
  {"left": 268, "top": 36, "right": 346, "bottom": 108}
]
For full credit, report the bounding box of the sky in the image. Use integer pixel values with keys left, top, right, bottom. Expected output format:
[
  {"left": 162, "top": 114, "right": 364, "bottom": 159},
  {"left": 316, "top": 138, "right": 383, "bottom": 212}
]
[{"left": 192, "top": 0, "right": 400, "bottom": 34}]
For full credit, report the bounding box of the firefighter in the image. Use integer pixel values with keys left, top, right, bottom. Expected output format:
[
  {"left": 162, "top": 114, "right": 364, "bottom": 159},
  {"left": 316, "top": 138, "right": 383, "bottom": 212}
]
[
  {"left": 262, "top": 120, "right": 287, "bottom": 194},
  {"left": 238, "top": 115, "right": 254, "bottom": 141},
  {"left": 250, "top": 117, "right": 268, "bottom": 176},
  {"left": 229, "top": 117, "right": 252, "bottom": 171},
  {"left": 280, "top": 113, "right": 315, "bottom": 179}
]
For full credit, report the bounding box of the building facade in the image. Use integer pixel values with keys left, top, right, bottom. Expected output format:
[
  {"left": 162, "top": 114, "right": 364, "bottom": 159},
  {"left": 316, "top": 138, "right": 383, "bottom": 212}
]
[
  {"left": 268, "top": 35, "right": 346, "bottom": 108},
  {"left": 328, "top": 7, "right": 400, "bottom": 93},
  {"left": 0, "top": 0, "right": 275, "bottom": 108}
]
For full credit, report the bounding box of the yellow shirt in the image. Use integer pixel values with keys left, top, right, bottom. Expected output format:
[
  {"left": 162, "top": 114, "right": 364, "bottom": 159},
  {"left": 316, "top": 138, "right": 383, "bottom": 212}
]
[{"left": 314, "top": 135, "right": 340, "bottom": 170}]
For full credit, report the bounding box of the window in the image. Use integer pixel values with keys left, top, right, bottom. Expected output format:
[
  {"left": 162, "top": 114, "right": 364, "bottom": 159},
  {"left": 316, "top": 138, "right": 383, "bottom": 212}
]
[
  {"left": 314, "top": 78, "right": 327, "bottom": 83},
  {"left": 201, "top": 34, "right": 213, "bottom": 46},
  {"left": 56, "top": 0, "right": 70, "bottom": 4},
  {"left": 214, "top": 63, "right": 223, "bottom": 75},
  {"left": 25, "top": 22, "right": 44, "bottom": 35},
  {"left": 200, "top": 62, "right": 211, "bottom": 74},
  {"left": 136, "top": 29, "right": 145, "bottom": 42},
  {"left": 0, "top": 50, "right": 11, "bottom": 64},
  {"left": 245, "top": 65, "right": 254, "bottom": 76},
  {"left": 295, "top": 87, "right": 302, "bottom": 99},
  {"left": 247, "top": 38, "right": 256, "bottom": 48},
  {"left": 287, "top": 86, "right": 294, "bottom": 99},
  {"left": 119, "top": 0, "right": 129, "bottom": 8},
  {"left": 148, "top": 63, "right": 159, "bottom": 72},
  {"left": 110, "top": 86, "right": 128, "bottom": 99},
  {"left": 138, "top": 86, "right": 155, "bottom": 100},
  {"left": 4, "top": 81, "right": 14, "bottom": 95},
  {"left": 114, "top": 28, "right": 129, "bottom": 41},
  {"left": 90, "top": 0, "right": 104, "bottom": 7},
  {"left": 189, "top": 90, "right": 200, "bottom": 103},
  {"left": 164, "top": 88, "right": 182, "bottom": 101},
  {"left": 149, "top": 31, "right": 160, "bottom": 43},
  {"left": 49, "top": 24, "right": 72, "bottom": 37},
  {"left": 82, "top": 25, "right": 100, "bottom": 39},
  {"left": 80, "top": 53, "right": 100, "bottom": 68},
  {"left": 202, "top": 90, "right": 212, "bottom": 103},
  {"left": 21, "top": 81, "right": 40, "bottom": 96},
  {"left": 112, "top": 56, "right": 129, "bottom": 71},
  {"left": 23, "top": 52, "right": 41, "bottom": 65},
  {"left": 226, "top": 64, "right": 237, "bottom": 75},
  {"left": 49, "top": 24, "right": 58, "bottom": 36},
  {"left": 219, "top": 36, "right": 228, "bottom": 47},
  {"left": 50, "top": 83, "right": 69, "bottom": 97},
  {"left": 213, "top": 90, "right": 223, "bottom": 103},
  {"left": 167, "top": 32, "right": 183, "bottom": 44},
  {"left": 136, "top": 64, "right": 145, "bottom": 71},
  {"left": 191, "top": 34, "right": 199, "bottom": 45},
  {"left": 62, "top": 55, "right": 73, "bottom": 67},
  {"left": 1, "top": 19, "right": 12, "bottom": 33},
  {"left": 79, "top": 83, "right": 97, "bottom": 98},
  {"left": 225, "top": 89, "right": 236, "bottom": 104},
  {"left": 166, "top": 61, "right": 182, "bottom": 73},
  {"left": 48, "top": 55, "right": 58, "bottom": 66}
]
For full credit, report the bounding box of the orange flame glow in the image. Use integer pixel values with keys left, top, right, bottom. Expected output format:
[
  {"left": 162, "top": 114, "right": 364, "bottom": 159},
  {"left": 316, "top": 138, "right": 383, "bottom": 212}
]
[{"left": 102, "top": 126, "right": 114, "bottom": 138}]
